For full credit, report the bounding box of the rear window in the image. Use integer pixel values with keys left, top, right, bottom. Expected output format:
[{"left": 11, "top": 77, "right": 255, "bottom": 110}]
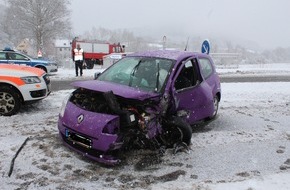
[{"left": 199, "top": 58, "right": 213, "bottom": 79}]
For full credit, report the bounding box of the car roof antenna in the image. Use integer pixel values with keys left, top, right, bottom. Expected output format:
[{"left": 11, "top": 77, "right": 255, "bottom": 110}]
[{"left": 184, "top": 37, "right": 190, "bottom": 51}]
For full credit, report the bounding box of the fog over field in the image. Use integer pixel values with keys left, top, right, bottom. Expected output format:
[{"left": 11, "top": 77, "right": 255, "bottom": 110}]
[{"left": 71, "top": 0, "right": 290, "bottom": 49}]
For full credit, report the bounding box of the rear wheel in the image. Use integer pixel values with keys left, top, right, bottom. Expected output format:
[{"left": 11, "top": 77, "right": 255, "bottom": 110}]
[
  {"left": 207, "top": 95, "right": 219, "bottom": 120},
  {"left": 0, "top": 86, "right": 22, "bottom": 116},
  {"left": 212, "top": 95, "right": 219, "bottom": 118},
  {"left": 85, "top": 60, "right": 95, "bottom": 69}
]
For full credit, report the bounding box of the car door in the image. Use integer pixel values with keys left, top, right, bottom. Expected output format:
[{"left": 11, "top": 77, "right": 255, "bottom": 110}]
[
  {"left": 172, "top": 57, "right": 214, "bottom": 124},
  {"left": 198, "top": 56, "right": 220, "bottom": 94}
]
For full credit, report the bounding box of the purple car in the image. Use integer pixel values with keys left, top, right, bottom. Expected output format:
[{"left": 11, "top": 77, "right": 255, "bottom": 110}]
[{"left": 58, "top": 50, "right": 221, "bottom": 165}]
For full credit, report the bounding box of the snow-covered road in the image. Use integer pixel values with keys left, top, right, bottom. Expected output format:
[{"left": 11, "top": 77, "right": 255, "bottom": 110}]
[{"left": 1, "top": 64, "right": 290, "bottom": 189}]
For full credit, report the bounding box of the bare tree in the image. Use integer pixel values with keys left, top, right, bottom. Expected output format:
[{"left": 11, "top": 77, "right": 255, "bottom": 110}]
[
  {"left": 2, "top": 0, "right": 71, "bottom": 55},
  {"left": 81, "top": 27, "right": 152, "bottom": 52}
]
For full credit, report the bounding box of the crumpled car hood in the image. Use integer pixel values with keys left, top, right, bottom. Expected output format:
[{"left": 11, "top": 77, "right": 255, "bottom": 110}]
[{"left": 71, "top": 80, "right": 160, "bottom": 101}]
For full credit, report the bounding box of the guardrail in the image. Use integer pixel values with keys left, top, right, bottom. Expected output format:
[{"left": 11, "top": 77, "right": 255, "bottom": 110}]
[{"left": 211, "top": 53, "right": 242, "bottom": 68}]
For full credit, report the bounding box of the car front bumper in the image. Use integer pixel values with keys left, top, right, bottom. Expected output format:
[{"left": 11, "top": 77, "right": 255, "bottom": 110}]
[{"left": 57, "top": 102, "right": 124, "bottom": 165}]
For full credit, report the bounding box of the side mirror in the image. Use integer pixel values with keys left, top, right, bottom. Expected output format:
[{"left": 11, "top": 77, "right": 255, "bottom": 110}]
[{"left": 94, "top": 72, "right": 101, "bottom": 80}]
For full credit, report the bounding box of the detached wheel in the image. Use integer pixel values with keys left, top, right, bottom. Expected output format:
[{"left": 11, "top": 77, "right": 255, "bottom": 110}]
[{"left": 0, "top": 86, "right": 21, "bottom": 116}]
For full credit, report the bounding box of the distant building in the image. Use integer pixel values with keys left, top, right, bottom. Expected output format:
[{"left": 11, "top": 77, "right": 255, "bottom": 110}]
[
  {"left": 54, "top": 39, "right": 71, "bottom": 67},
  {"left": 16, "top": 39, "right": 30, "bottom": 53}
]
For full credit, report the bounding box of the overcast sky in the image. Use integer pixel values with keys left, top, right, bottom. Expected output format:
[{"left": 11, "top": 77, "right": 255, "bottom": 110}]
[{"left": 71, "top": 0, "right": 289, "bottom": 49}]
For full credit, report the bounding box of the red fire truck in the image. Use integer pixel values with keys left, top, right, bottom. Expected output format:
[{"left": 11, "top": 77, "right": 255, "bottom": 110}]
[{"left": 71, "top": 38, "right": 124, "bottom": 69}]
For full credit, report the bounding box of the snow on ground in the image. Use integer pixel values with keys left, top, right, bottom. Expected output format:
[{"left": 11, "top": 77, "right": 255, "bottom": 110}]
[
  {"left": 1, "top": 63, "right": 290, "bottom": 189},
  {"left": 49, "top": 65, "right": 105, "bottom": 81},
  {"left": 217, "top": 63, "right": 290, "bottom": 76}
]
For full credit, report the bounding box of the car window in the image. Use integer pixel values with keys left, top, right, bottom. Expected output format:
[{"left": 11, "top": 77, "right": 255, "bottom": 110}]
[
  {"left": 7, "top": 53, "right": 28, "bottom": 60},
  {"left": 174, "top": 59, "right": 199, "bottom": 90},
  {"left": 199, "top": 58, "right": 213, "bottom": 79},
  {"left": 0, "top": 52, "right": 6, "bottom": 60}
]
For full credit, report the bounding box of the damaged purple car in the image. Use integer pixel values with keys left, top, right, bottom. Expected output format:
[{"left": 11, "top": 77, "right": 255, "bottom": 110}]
[{"left": 58, "top": 50, "right": 221, "bottom": 165}]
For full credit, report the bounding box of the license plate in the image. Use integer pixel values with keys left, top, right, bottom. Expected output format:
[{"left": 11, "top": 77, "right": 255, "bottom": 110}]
[{"left": 65, "top": 129, "right": 92, "bottom": 149}]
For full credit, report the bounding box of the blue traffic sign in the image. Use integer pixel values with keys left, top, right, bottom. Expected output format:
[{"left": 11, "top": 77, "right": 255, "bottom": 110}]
[{"left": 201, "top": 40, "right": 210, "bottom": 54}]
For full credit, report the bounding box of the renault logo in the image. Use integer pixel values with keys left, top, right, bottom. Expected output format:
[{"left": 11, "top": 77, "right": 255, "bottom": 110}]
[{"left": 77, "top": 114, "right": 84, "bottom": 124}]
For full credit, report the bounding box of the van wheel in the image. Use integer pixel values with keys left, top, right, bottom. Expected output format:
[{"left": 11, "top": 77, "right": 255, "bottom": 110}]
[{"left": 0, "top": 86, "right": 21, "bottom": 116}]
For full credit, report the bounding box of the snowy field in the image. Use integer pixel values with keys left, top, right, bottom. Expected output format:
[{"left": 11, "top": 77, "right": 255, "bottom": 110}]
[{"left": 1, "top": 63, "right": 290, "bottom": 189}]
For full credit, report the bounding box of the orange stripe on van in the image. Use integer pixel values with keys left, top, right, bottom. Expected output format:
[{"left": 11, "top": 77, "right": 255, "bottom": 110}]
[{"left": 0, "top": 76, "right": 25, "bottom": 86}]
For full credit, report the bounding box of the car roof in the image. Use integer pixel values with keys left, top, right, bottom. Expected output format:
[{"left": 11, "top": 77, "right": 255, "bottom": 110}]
[
  {"left": 127, "top": 50, "right": 206, "bottom": 61},
  {"left": 1, "top": 50, "right": 15, "bottom": 52},
  {"left": 1, "top": 50, "right": 20, "bottom": 54}
]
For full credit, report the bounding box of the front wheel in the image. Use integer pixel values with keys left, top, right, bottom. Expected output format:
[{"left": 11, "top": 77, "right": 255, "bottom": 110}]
[
  {"left": 0, "top": 86, "right": 22, "bottom": 116},
  {"left": 161, "top": 117, "right": 192, "bottom": 146}
]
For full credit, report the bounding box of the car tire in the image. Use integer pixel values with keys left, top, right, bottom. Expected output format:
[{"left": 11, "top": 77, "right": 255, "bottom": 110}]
[
  {"left": 176, "top": 120, "right": 192, "bottom": 146},
  {"left": 209, "top": 95, "right": 219, "bottom": 120},
  {"left": 0, "top": 86, "right": 21, "bottom": 116},
  {"left": 86, "top": 60, "right": 94, "bottom": 69},
  {"left": 213, "top": 95, "right": 219, "bottom": 117},
  {"left": 165, "top": 116, "right": 192, "bottom": 146}
]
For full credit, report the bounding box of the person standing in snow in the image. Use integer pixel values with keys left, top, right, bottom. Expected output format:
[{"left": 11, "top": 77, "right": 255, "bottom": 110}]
[{"left": 73, "top": 44, "right": 84, "bottom": 77}]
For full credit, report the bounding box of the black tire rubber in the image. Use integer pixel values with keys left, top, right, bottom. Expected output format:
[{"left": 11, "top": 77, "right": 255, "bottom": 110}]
[
  {"left": 86, "top": 60, "right": 94, "bottom": 69},
  {"left": 0, "top": 86, "right": 22, "bottom": 116},
  {"left": 209, "top": 95, "right": 219, "bottom": 120},
  {"left": 165, "top": 116, "right": 192, "bottom": 146},
  {"left": 175, "top": 118, "right": 192, "bottom": 145},
  {"left": 204, "top": 95, "right": 220, "bottom": 122}
]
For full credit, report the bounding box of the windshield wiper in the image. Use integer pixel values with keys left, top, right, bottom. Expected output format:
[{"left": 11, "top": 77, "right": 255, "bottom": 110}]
[
  {"left": 129, "top": 59, "right": 142, "bottom": 87},
  {"left": 155, "top": 61, "right": 160, "bottom": 92}
]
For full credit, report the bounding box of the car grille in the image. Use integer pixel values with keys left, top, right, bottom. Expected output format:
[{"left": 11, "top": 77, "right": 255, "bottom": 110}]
[{"left": 30, "top": 89, "right": 46, "bottom": 98}]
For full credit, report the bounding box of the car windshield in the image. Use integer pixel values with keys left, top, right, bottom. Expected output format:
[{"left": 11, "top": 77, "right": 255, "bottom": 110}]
[{"left": 98, "top": 57, "right": 174, "bottom": 93}]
